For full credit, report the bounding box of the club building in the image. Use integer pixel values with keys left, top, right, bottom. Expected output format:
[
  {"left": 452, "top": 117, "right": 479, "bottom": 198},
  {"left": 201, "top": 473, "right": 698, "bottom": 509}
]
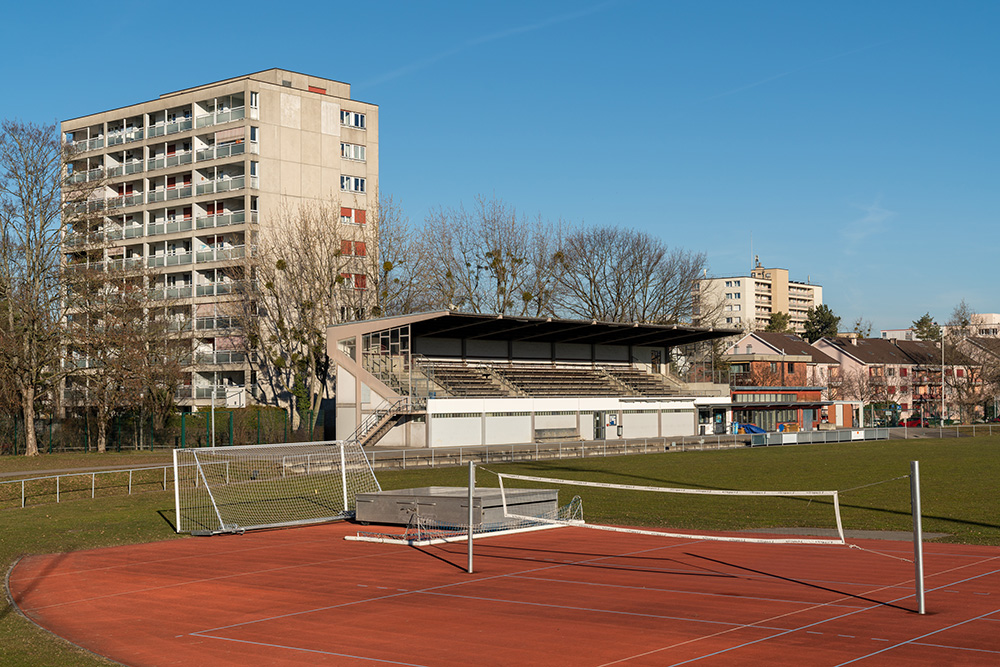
[
  {"left": 61, "top": 69, "right": 377, "bottom": 410},
  {"left": 327, "top": 311, "right": 739, "bottom": 448}
]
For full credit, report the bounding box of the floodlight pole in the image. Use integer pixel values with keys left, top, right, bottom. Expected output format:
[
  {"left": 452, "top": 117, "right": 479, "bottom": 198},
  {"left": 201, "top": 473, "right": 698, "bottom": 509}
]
[
  {"left": 910, "top": 460, "right": 925, "bottom": 614},
  {"left": 467, "top": 461, "right": 475, "bottom": 574}
]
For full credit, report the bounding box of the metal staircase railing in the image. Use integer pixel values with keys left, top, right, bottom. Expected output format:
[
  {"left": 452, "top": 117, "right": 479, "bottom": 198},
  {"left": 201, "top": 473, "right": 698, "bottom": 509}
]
[{"left": 349, "top": 397, "right": 409, "bottom": 447}]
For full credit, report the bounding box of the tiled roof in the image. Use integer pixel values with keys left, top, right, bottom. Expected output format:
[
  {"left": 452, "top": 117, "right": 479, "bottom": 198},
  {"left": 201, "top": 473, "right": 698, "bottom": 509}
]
[{"left": 752, "top": 332, "right": 840, "bottom": 365}]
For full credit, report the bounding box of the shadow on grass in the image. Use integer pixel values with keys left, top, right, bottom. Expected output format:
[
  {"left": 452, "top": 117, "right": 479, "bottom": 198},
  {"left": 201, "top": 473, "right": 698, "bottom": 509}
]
[{"left": 155, "top": 509, "right": 177, "bottom": 532}]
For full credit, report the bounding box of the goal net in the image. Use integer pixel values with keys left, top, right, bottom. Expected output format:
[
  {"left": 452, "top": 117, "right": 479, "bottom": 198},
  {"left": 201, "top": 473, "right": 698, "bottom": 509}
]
[
  {"left": 173, "top": 440, "right": 380, "bottom": 534},
  {"left": 493, "top": 471, "right": 845, "bottom": 545}
]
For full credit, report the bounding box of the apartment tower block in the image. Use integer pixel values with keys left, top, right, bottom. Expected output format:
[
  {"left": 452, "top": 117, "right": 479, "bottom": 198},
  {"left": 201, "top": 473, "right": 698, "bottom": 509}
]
[{"left": 62, "top": 69, "right": 378, "bottom": 409}]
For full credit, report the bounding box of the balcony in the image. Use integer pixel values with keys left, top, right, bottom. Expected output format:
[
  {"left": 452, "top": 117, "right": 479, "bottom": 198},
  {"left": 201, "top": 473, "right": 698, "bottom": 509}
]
[
  {"left": 147, "top": 152, "right": 194, "bottom": 171},
  {"left": 196, "top": 244, "right": 248, "bottom": 263},
  {"left": 195, "top": 106, "right": 245, "bottom": 129},
  {"left": 147, "top": 119, "right": 193, "bottom": 138},
  {"left": 196, "top": 142, "right": 246, "bottom": 162},
  {"left": 196, "top": 281, "right": 246, "bottom": 297},
  {"left": 147, "top": 252, "right": 193, "bottom": 268},
  {"left": 72, "top": 137, "right": 104, "bottom": 153},
  {"left": 194, "top": 351, "right": 246, "bottom": 365},
  {"left": 195, "top": 316, "right": 238, "bottom": 330},
  {"left": 166, "top": 319, "right": 193, "bottom": 332},
  {"left": 196, "top": 210, "right": 253, "bottom": 230},
  {"left": 148, "top": 286, "right": 193, "bottom": 301},
  {"left": 63, "top": 261, "right": 104, "bottom": 274},
  {"left": 107, "top": 128, "right": 144, "bottom": 146},
  {"left": 196, "top": 175, "right": 249, "bottom": 196},
  {"left": 106, "top": 257, "right": 144, "bottom": 272},
  {"left": 106, "top": 194, "right": 143, "bottom": 209},
  {"left": 147, "top": 218, "right": 193, "bottom": 236},
  {"left": 165, "top": 185, "right": 193, "bottom": 201},
  {"left": 107, "top": 161, "right": 144, "bottom": 178},
  {"left": 67, "top": 167, "right": 104, "bottom": 185}
]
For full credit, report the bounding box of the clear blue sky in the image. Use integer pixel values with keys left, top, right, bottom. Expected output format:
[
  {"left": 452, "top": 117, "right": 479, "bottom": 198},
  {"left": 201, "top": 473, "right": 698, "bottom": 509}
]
[{"left": 3, "top": 0, "right": 996, "bottom": 332}]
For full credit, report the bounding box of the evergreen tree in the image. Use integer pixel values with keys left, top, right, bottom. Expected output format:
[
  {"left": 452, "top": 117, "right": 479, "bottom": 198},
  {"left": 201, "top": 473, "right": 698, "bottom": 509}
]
[
  {"left": 803, "top": 305, "right": 840, "bottom": 343},
  {"left": 912, "top": 313, "right": 941, "bottom": 341},
  {"left": 765, "top": 311, "right": 792, "bottom": 333}
]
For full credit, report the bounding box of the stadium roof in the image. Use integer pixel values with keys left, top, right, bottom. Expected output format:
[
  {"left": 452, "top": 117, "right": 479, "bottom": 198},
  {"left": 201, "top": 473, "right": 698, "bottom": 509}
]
[{"left": 329, "top": 311, "right": 740, "bottom": 347}]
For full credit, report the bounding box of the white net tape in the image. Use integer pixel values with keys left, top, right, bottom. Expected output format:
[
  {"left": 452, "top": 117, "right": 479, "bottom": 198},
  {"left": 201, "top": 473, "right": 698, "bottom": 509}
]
[
  {"left": 174, "top": 440, "right": 380, "bottom": 534},
  {"left": 496, "top": 472, "right": 846, "bottom": 546}
]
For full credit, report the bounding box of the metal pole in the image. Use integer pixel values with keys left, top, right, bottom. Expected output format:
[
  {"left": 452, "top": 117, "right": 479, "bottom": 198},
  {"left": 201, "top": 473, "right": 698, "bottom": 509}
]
[
  {"left": 211, "top": 372, "right": 216, "bottom": 447},
  {"left": 340, "top": 443, "right": 348, "bottom": 511},
  {"left": 910, "top": 460, "right": 926, "bottom": 614},
  {"left": 467, "top": 460, "right": 475, "bottom": 574}
]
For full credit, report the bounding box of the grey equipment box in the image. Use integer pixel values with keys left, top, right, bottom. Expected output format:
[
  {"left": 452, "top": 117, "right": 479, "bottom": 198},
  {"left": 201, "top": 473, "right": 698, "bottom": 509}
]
[{"left": 355, "top": 486, "right": 557, "bottom": 526}]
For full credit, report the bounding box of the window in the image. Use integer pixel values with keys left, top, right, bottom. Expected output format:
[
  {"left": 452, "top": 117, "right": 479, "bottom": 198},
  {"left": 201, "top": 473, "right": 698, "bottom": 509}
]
[
  {"left": 340, "top": 142, "right": 366, "bottom": 161},
  {"left": 250, "top": 92, "right": 259, "bottom": 108},
  {"left": 725, "top": 293, "right": 732, "bottom": 299},
  {"left": 733, "top": 292, "right": 740, "bottom": 298},
  {"left": 282, "top": 79, "right": 292, "bottom": 88},
  {"left": 354, "top": 241, "right": 367, "bottom": 256},
  {"left": 249, "top": 126, "right": 258, "bottom": 142},
  {"left": 769, "top": 362, "right": 778, "bottom": 373},
  {"left": 734, "top": 280, "right": 740, "bottom": 287},
  {"left": 732, "top": 304, "right": 740, "bottom": 311},
  {"left": 725, "top": 281, "right": 732, "bottom": 287},
  {"left": 308, "top": 85, "right": 326, "bottom": 95},
  {"left": 341, "top": 239, "right": 352, "bottom": 256},
  {"left": 341, "top": 175, "right": 365, "bottom": 193},
  {"left": 900, "top": 368, "right": 908, "bottom": 377},
  {"left": 354, "top": 273, "right": 366, "bottom": 290},
  {"left": 957, "top": 369, "right": 964, "bottom": 378},
  {"left": 887, "top": 367, "right": 895, "bottom": 377},
  {"left": 340, "top": 207, "right": 366, "bottom": 224},
  {"left": 341, "top": 110, "right": 366, "bottom": 129},
  {"left": 787, "top": 363, "right": 795, "bottom": 373},
  {"left": 250, "top": 161, "right": 258, "bottom": 176}
]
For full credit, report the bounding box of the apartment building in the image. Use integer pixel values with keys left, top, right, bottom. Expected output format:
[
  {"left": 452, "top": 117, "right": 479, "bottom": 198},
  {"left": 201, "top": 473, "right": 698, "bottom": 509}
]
[
  {"left": 61, "top": 69, "right": 378, "bottom": 410},
  {"left": 693, "top": 258, "right": 822, "bottom": 332}
]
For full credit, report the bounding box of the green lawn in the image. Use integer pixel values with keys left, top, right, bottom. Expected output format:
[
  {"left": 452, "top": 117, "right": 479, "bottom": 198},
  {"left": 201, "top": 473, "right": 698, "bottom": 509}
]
[{"left": 1, "top": 436, "right": 998, "bottom": 665}]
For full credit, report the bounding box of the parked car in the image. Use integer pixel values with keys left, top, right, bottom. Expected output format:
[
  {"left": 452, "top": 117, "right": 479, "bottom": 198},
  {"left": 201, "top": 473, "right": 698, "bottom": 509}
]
[{"left": 900, "top": 417, "right": 928, "bottom": 427}]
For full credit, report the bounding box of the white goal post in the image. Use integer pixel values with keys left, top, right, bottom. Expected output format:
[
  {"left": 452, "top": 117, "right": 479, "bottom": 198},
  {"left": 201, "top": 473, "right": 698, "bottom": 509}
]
[{"left": 173, "top": 440, "right": 380, "bottom": 534}]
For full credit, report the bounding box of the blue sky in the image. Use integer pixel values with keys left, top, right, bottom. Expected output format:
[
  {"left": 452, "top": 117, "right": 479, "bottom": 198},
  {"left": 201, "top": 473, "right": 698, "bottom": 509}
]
[{"left": 2, "top": 0, "right": 996, "bottom": 332}]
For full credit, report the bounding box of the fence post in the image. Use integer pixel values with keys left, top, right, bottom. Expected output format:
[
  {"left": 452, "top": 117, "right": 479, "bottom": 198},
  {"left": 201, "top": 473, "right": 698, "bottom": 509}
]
[
  {"left": 181, "top": 413, "right": 186, "bottom": 448},
  {"left": 92, "top": 472, "right": 95, "bottom": 498}
]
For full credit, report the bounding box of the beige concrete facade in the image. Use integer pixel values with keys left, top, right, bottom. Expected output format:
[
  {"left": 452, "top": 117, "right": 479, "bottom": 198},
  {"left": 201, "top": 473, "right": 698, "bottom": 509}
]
[{"left": 62, "top": 69, "right": 378, "bottom": 409}]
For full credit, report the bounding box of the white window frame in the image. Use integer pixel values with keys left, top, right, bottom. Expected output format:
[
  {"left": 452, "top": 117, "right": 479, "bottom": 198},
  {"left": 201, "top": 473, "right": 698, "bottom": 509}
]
[
  {"left": 340, "top": 175, "right": 366, "bottom": 193},
  {"left": 340, "top": 142, "right": 366, "bottom": 161},
  {"left": 340, "top": 110, "right": 366, "bottom": 129}
]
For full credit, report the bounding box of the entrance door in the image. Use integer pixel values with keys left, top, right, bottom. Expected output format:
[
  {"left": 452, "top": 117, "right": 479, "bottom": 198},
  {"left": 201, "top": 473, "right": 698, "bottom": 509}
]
[
  {"left": 651, "top": 350, "right": 662, "bottom": 374},
  {"left": 594, "top": 412, "right": 606, "bottom": 440}
]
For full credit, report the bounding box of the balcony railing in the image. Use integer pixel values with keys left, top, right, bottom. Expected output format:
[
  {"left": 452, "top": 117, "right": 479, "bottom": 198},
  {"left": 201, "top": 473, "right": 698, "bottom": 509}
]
[
  {"left": 196, "top": 245, "right": 247, "bottom": 263},
  {"left": 72, "top": 137, "right": 104, "bottom": 152},
  {"left": 195, "top": 316, "right": 238, "bottom": 331},
  {"left": 107, "top": 161, "right": 144, "bottom": 178},
  {"left": 147, "top": 252, "right": 193, "bottom": 268},
  {"left": 195, "top": 106, "right": 245, "bottom": 129},
  {"left": 147, "top": 218, "right": 193, "bottom": 236},
  {"left": 147, "top": 152, "right": 194, "bottom": 171},
  {"left": 196, "top": 175, "right": 246, "bottom": 196},
  {"left": 196, "top": 281, "right": 247, "bottom": 297},
  {"left": 166, "top": 319, "right": 193, "bottom": 332},
  {"left": 148, "top": 286, "right": 193, "bottom": 301},
  {"left": 104, "top": 194, "right": 143, "bottom": 209},
  {"left": 147, "top": 119, "right": 193, "bottom": 138},
  {"left": 67, "top": 167, "right": 104, "bottom": 184},
  {"left": 195, "top": 210, "right": 251, "bottom": 230},
  {"left": 106, "top": 128, "right": 143, "bottom": 146},
  {"left": 106, "top": 257, "right": 144, "bottom": 272},
  {"left": 194, "top": 351, "right": 246, "bottom": 365},
  {"left": 196, "top": 142, "right": 246, "bottom": 162},
  {"left": 165, "top": 185, "right": 193, "bottom": 201}
]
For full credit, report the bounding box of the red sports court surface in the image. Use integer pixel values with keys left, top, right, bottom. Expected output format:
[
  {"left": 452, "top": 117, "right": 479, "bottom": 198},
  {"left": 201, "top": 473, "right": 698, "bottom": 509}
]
[{"left": 8, "top": 522, "right": 1000, "bottom": 666}]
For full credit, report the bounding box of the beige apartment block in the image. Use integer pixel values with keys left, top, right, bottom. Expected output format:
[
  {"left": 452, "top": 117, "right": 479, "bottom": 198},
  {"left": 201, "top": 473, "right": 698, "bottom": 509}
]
[
  {"left": 694, "top": 259, "right": 822, "bottom": 333},
  {"left": 61, "top": 69, "right": 378, "bottom": 410}
]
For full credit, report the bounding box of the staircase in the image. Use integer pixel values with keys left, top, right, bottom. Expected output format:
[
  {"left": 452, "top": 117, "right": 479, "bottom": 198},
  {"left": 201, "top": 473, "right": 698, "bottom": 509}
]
[{"left": 349, "top": 397, "right": 410, "bottom": 448}]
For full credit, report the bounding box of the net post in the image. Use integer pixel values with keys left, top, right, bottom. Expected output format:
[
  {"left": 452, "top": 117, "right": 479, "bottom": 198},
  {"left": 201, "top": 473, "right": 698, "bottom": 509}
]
[
  {"left": 467, "top": 460, "right": 475, "bottom": 574},
  {"left": 173, "top": 448, "right": 181, "bottom": 533},
  {"left": 340, "top": 442, "right": 348, "bottom": 512},
  {"left": 910, "top": 460, "right": 926, "bottom": 614}
]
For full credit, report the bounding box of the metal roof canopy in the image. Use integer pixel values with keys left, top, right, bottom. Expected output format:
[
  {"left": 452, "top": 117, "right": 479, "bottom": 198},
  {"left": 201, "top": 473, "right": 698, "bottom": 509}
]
[{"left": 399, "top": 311, "right": 738, "bottom": 347}]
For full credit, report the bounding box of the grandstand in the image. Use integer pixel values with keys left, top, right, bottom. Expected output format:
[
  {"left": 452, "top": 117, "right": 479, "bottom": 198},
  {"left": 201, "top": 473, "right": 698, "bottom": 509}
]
[{"left": 327, "top": 311, "right": 738, "bottom": 449}]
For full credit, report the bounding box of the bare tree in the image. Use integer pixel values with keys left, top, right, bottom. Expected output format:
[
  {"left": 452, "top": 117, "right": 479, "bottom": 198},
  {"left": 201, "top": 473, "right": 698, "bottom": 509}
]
[
  {"left": 0, "top": 121, "right": 79, "bottom": 456},
  {"left": 63, "top": 265, "right": 183, "bottom": 451},
  {"left": 835, "top": 367, "right": 897, "bottom": 426},
  {"left": 372, "top": 193, "right": 432, "bottom": 316},
  {"left": 231, "top": 200, "right": 376, "bottom": 431},
  {"left": 557, "top": 225, "right": 707, "bottom": 324},
  {"left": 421, "top": 195, "right": 563, "bottom": 316}
]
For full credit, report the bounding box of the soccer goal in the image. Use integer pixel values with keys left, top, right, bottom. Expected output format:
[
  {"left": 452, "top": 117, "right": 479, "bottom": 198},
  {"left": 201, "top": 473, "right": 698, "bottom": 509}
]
[{"left": 173, "top": 440, "right": 380, "bottom": 534}]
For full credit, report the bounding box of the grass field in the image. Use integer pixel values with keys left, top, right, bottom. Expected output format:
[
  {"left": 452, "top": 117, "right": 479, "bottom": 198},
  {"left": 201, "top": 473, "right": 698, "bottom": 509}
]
[{"left": 2, "top": 435, "right": 999, "bottom": 665}]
